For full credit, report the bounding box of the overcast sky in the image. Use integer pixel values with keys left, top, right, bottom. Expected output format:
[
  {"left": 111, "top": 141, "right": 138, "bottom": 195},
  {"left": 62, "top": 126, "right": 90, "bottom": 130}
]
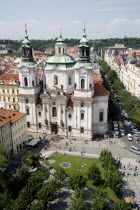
[{"left": 0, "top": 0, "right": 139, "bottom": 40}]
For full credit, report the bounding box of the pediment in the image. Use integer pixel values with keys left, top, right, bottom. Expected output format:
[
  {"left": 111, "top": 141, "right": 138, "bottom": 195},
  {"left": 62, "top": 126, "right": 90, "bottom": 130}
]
[{"left": 79, "top": 68, "right": 87, "bottom": 75}]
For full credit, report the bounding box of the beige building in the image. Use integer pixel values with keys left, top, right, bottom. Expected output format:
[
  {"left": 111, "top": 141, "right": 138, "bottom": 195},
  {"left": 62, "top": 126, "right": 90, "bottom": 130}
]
[
  {"left": 0, "top": 108, "right": 28, "bottom": 154},
  {"left": 0, "top": 113, "right": 12, "bottom": 156},
  {"left": 0, "top": 73, "right": 20, "bottom": 111}
]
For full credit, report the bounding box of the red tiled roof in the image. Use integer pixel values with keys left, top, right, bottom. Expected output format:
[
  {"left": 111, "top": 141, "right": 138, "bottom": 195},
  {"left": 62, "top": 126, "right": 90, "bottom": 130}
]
[
  {"left": 94, "top": 82, "right": 110, "bottom": 96},
  {"left": 0, "top": 108, "right": 26, "bottom": 124},
  {"left": 94, "top": 75, "right": 103, "bottom": 83},
  {"left": 0, "top": 73, "right": 19, "bottom": 85},
  {"left": 0, "top": 115, "right": 10, "bottom": 127}
]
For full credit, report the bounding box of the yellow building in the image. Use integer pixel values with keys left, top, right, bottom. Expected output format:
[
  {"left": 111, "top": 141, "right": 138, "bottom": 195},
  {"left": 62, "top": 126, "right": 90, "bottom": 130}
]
[
  {"left": 0, "top": 108, "right": 28, "bottom": 154},
  {"left": 0, "top": 73, "right": 20, "bottom": 111}
]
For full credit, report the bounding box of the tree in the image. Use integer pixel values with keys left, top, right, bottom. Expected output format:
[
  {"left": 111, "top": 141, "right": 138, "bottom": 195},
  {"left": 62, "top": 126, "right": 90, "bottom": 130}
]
[
  {"left": 21, "top": 151, "right": 40, "bottom": 168},
  {"left": 87, "top": 163, "right": 102, "bottom": 186},
  {"left": 54, "top": 167, "right": 67, "bottom": 182},
  {"left": 107, "top": 70, "right": 117, "bottom": 84},
  {"left": 108, "top": 97, "right": 120, "bottom": 118},
  {"left": 113, "top": 199, "right": 132, "bottom": 210},
  {"left": 69, "top": 189, "right": 87, "bottom": 210},
  {"left": 91, "top": 188, "right": 109, "bottom": 210},
  {"left": 105, "top": 169, "right": 123, "bottom": 194},
  {"left": 99, "top": 150, "right": 116, "bottom": 169},
  {"left": 68, "top": 173, "right": 86, "bottom": 190},
  {"left": 0, "top": 145, "right": 8, "bottom": 168}
]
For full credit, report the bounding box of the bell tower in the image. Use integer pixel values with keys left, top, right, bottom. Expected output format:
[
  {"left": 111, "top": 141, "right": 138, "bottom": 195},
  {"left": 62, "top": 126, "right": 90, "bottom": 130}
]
[{"left": 18, "top": 25, "right": 40, "bottom": 132}]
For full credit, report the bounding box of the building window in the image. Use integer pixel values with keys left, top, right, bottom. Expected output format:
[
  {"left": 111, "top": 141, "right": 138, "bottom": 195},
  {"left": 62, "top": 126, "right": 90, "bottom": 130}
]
[
  {"left": 3, "top": 89, "right": 5, "bottom": 93},
  {"left": 68, "top": 114, "right": 72, "bottom": 119},
  {"left": 52, "top": 107, "right": 57, "bottom": 117},
  {"left": 68, "top": 77, "right": 72, "bottom": 85},
  {"left": 24, "top": 77, "right": 28, "bottom": 87},
  {"left": 54, "top": 76, "right": 58, "bottom": 85},
  {"left": 12, "top": 89, "right": 14, "bottom": 94},
  {"left": 68, "top": 126, "right": 72, "bottom": 132},
  {"left": 13, "top": 98, "right": 15, "bottom": 102},
  {"left": 81, "top": 113, "right": 84, "bottom": 120},
  {"left": 0, "top": 97, "right": 1, "bottom": 101},
  {"left": 81, "top": 102, "right": 84, "bottom": 107},
  {"left": 7, "top": 89, "right": 9, "bottom": 93},
  {"left": 63, "top": 48, "right": 65, "bottom": 54},
  {"left": 14, "top": 106, "right": 16, "bottom": 109},
  {"left": 26, "top": 108, "right": 29, "bottom": 115},
  {"left": 17, "top": 90, "right": 19, "bottom": 94},
  {"left": 3, "top": 97, "right": 5, "bottom": 101},
  {"left": 38, "top": 123, "right": 42, "bottom": 128},
  {"left": 27, "top": 122, "right": 30, "bottom": 127},
  {"left": 59, "top": 47, "right": 61, "bottom": 54},
  {"left": 32, "top": 80, "right": 34, "bottom": 86},
  {"left": 99, "top": 111, "right": 104, "bottom": 122},
  {"left": 25, "top": 98, "right": 28, "bottom": 103},
  {"left": 8, "top": 97, "right": 10, "bottom": 102},
  {"left": 9, "top": 105, "right": 11, "bottom": 109},
  {"left": 38, "top": 111, "right": 41, "bottom": 116},
  {"left": 81, "top": 79, "right": 85, "bottom": 89},
  {"left": 80, "top": 127, "right": 84, "bottom": 133}
]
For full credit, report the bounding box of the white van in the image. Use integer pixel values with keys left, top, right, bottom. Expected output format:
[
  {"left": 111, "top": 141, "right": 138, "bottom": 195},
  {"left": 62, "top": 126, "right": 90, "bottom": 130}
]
[
  {"left": 127, "top": 134, "right": 133, "bottom": 141},
  {"left": 130, "top": 146, "right": 140, "bottom": 155}
]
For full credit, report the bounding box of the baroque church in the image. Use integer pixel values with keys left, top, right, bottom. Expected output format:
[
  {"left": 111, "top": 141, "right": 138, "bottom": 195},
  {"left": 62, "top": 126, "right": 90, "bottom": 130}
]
[{"left": 18, "top": 28, "right": 109, "bottom": 140}]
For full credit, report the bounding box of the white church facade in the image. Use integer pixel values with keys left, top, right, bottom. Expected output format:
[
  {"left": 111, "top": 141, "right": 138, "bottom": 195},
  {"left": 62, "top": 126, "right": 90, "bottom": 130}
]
[{"left": 18, "top": 29, "right": 109, "bottom": 140}]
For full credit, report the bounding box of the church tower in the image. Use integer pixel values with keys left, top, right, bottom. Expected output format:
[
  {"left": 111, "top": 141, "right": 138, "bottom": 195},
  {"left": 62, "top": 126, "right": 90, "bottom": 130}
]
[
  {"left": 18, "top": 25, "right": 40, "bottom": 132},
  {"left": 74, "top": 27, "right": 94, "bottom": 98}
]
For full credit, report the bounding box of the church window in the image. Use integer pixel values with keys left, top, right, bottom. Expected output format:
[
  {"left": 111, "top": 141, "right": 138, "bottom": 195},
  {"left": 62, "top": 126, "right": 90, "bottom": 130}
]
[
  {"left": 32, "top": 81, "right": 34, "bottom": 86},
  {"left": 13, "top": 98, "right": 15, "bottom": 103},
  {"left": 53, "top": 101, "right": 56, "bottom": 105},
  {"left": 24, "top": 77, "right": 28, "bottom": 87},
  {"left": 81, "top": 102, "right": 84, "bottom": 107},
  {"left": 80, "top": 127, "right": 84, "bottom": 133},
  {"left": 81, "top": 113, "right": 84, "bottom": 120},
  {"left": 59, "top": 47, "right": 61, "bottom": 54},
  {"left": 27, "top": 122, "right": 30, "bottom": 127},
  {"left": 81, "top": 79, "right": 85, "bottom": 89},
  {"left": 99, "top": 111, "right": 104, "bottom": 122},
  {"left": 54, "top": 76, "right": 58, "bottom": 85},
  {"left": 25, "top": 98, "right": 28, "bottom": 103},
  {"left": 68, "top": 114, "right": 72, "bottom": 119},
  {"left": 26, "top": 108, "right": 29, "bottom": 115},
  {"left": 61, "top": 85, "right": 63, "bottom": 90},
  {"left": 38, "top": 111, "right": 41, "bottom": 116},
  {"left": 63, "top": 48, "right": 65, "bottom": 54},
  {"left": 68, "top": 77, "right": 72, "bottom": 85},
  {"left": 38, "top": 123, "right": 42, "bottom": 128},
  {"left": 52, "top": 107, "right": 57, "bottom": 117},
  {"left": 68, "top": 126, "right": 72, "bottom": 132}
]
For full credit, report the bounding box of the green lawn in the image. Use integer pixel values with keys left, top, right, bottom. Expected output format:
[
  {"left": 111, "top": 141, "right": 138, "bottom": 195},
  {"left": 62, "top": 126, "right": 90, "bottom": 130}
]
[{"left": 46, "top": 154, "right": 119, "bottom": 203}]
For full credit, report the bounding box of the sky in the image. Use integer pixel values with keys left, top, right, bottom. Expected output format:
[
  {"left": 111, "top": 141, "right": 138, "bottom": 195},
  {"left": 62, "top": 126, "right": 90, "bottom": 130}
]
[{"left": 0, "top": 0, "right": 140, "bottom": 40}]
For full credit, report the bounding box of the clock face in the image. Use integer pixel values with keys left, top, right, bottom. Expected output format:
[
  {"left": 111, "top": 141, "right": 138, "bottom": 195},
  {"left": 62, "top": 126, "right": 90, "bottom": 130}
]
[
  {"left": 79, "top": 68, "right": 87, "bottom": 75},
  {"left": 22, "top": 67, "right": 28, "bottom": 73}
]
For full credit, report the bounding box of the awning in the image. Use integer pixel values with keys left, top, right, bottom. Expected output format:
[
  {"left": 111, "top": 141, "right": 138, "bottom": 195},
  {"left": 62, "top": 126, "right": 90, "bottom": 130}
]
[{"left": 26, "top": 138, "right": 40, "bottom": 146}]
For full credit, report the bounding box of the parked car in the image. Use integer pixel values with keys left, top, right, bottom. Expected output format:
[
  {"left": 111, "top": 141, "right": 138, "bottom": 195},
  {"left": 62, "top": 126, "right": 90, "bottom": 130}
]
[
  {"left": 120, "top": 130, "right": 125, "bottom": 136},
  {"left": 133, "top": 133, "right": 140, "bottom": 137},
  {"left": 127, "top": 134, "right": 133, "bottom": 141},
  {"left": 131, "top": 129, "right": 139, "bottom": 133},
  {"left": 130, "top": 146, "right": 140, "bottom": 155}
]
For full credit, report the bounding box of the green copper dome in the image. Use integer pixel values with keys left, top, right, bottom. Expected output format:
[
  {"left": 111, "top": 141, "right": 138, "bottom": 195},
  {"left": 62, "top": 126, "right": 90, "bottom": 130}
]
[{"left": 44, "top": 54, "right": 76, "bottom": 71}]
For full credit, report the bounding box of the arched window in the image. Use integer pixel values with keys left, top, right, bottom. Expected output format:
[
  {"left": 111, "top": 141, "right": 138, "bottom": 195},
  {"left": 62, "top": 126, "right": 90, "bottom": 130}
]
[
  {"left": 81, "top": 79, "right": 85, "bottom": 89},
  {"left": 24, "top": 77, "right": 28, "bottom": 87},
  {"left": 81, "top": 113, "right": 84, "bottom": 120},
  {"left": 25, "top": 98, "right": 28, "bottom": 103},
  {"left": 68, "top": 126, "right": 72, "bottom": 132},
  {"left": 99, "top": 111, "right": 104, "bottom": 122},
  {"left": 81, "top": 102, "right": 84, "bottom": 107},
  {"left": 38, "top": 123, "right": 42, "bottom": 128},
  {"left": 59, "top": 47, "right": 61, "bottom": 54},
  {"left": 52, "top": 107, "right": 57, "bottom": 117},
  {"left": 54, "top": 76, "right": 58, "bottom": 85},
  {"left": 32, "top": 81, "right": 34, "bottom": 86},
  {"left": 27, "top": 122, "right": 30, "bottom": 127},
  {"left": 68, "top": 77, "right": 72, "bottom": 85}
]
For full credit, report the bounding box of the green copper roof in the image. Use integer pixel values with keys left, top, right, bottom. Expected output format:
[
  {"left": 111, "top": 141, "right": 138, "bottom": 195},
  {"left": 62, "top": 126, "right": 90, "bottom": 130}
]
[
  {"left": 74, "top": 61, "right": 93, "bottom": 70},
  {"left": 18, "top": 61, "right": 38, "bottom": 68},
  {"left": 44, "top": 54, "right": 76, "bottom": 71}
]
